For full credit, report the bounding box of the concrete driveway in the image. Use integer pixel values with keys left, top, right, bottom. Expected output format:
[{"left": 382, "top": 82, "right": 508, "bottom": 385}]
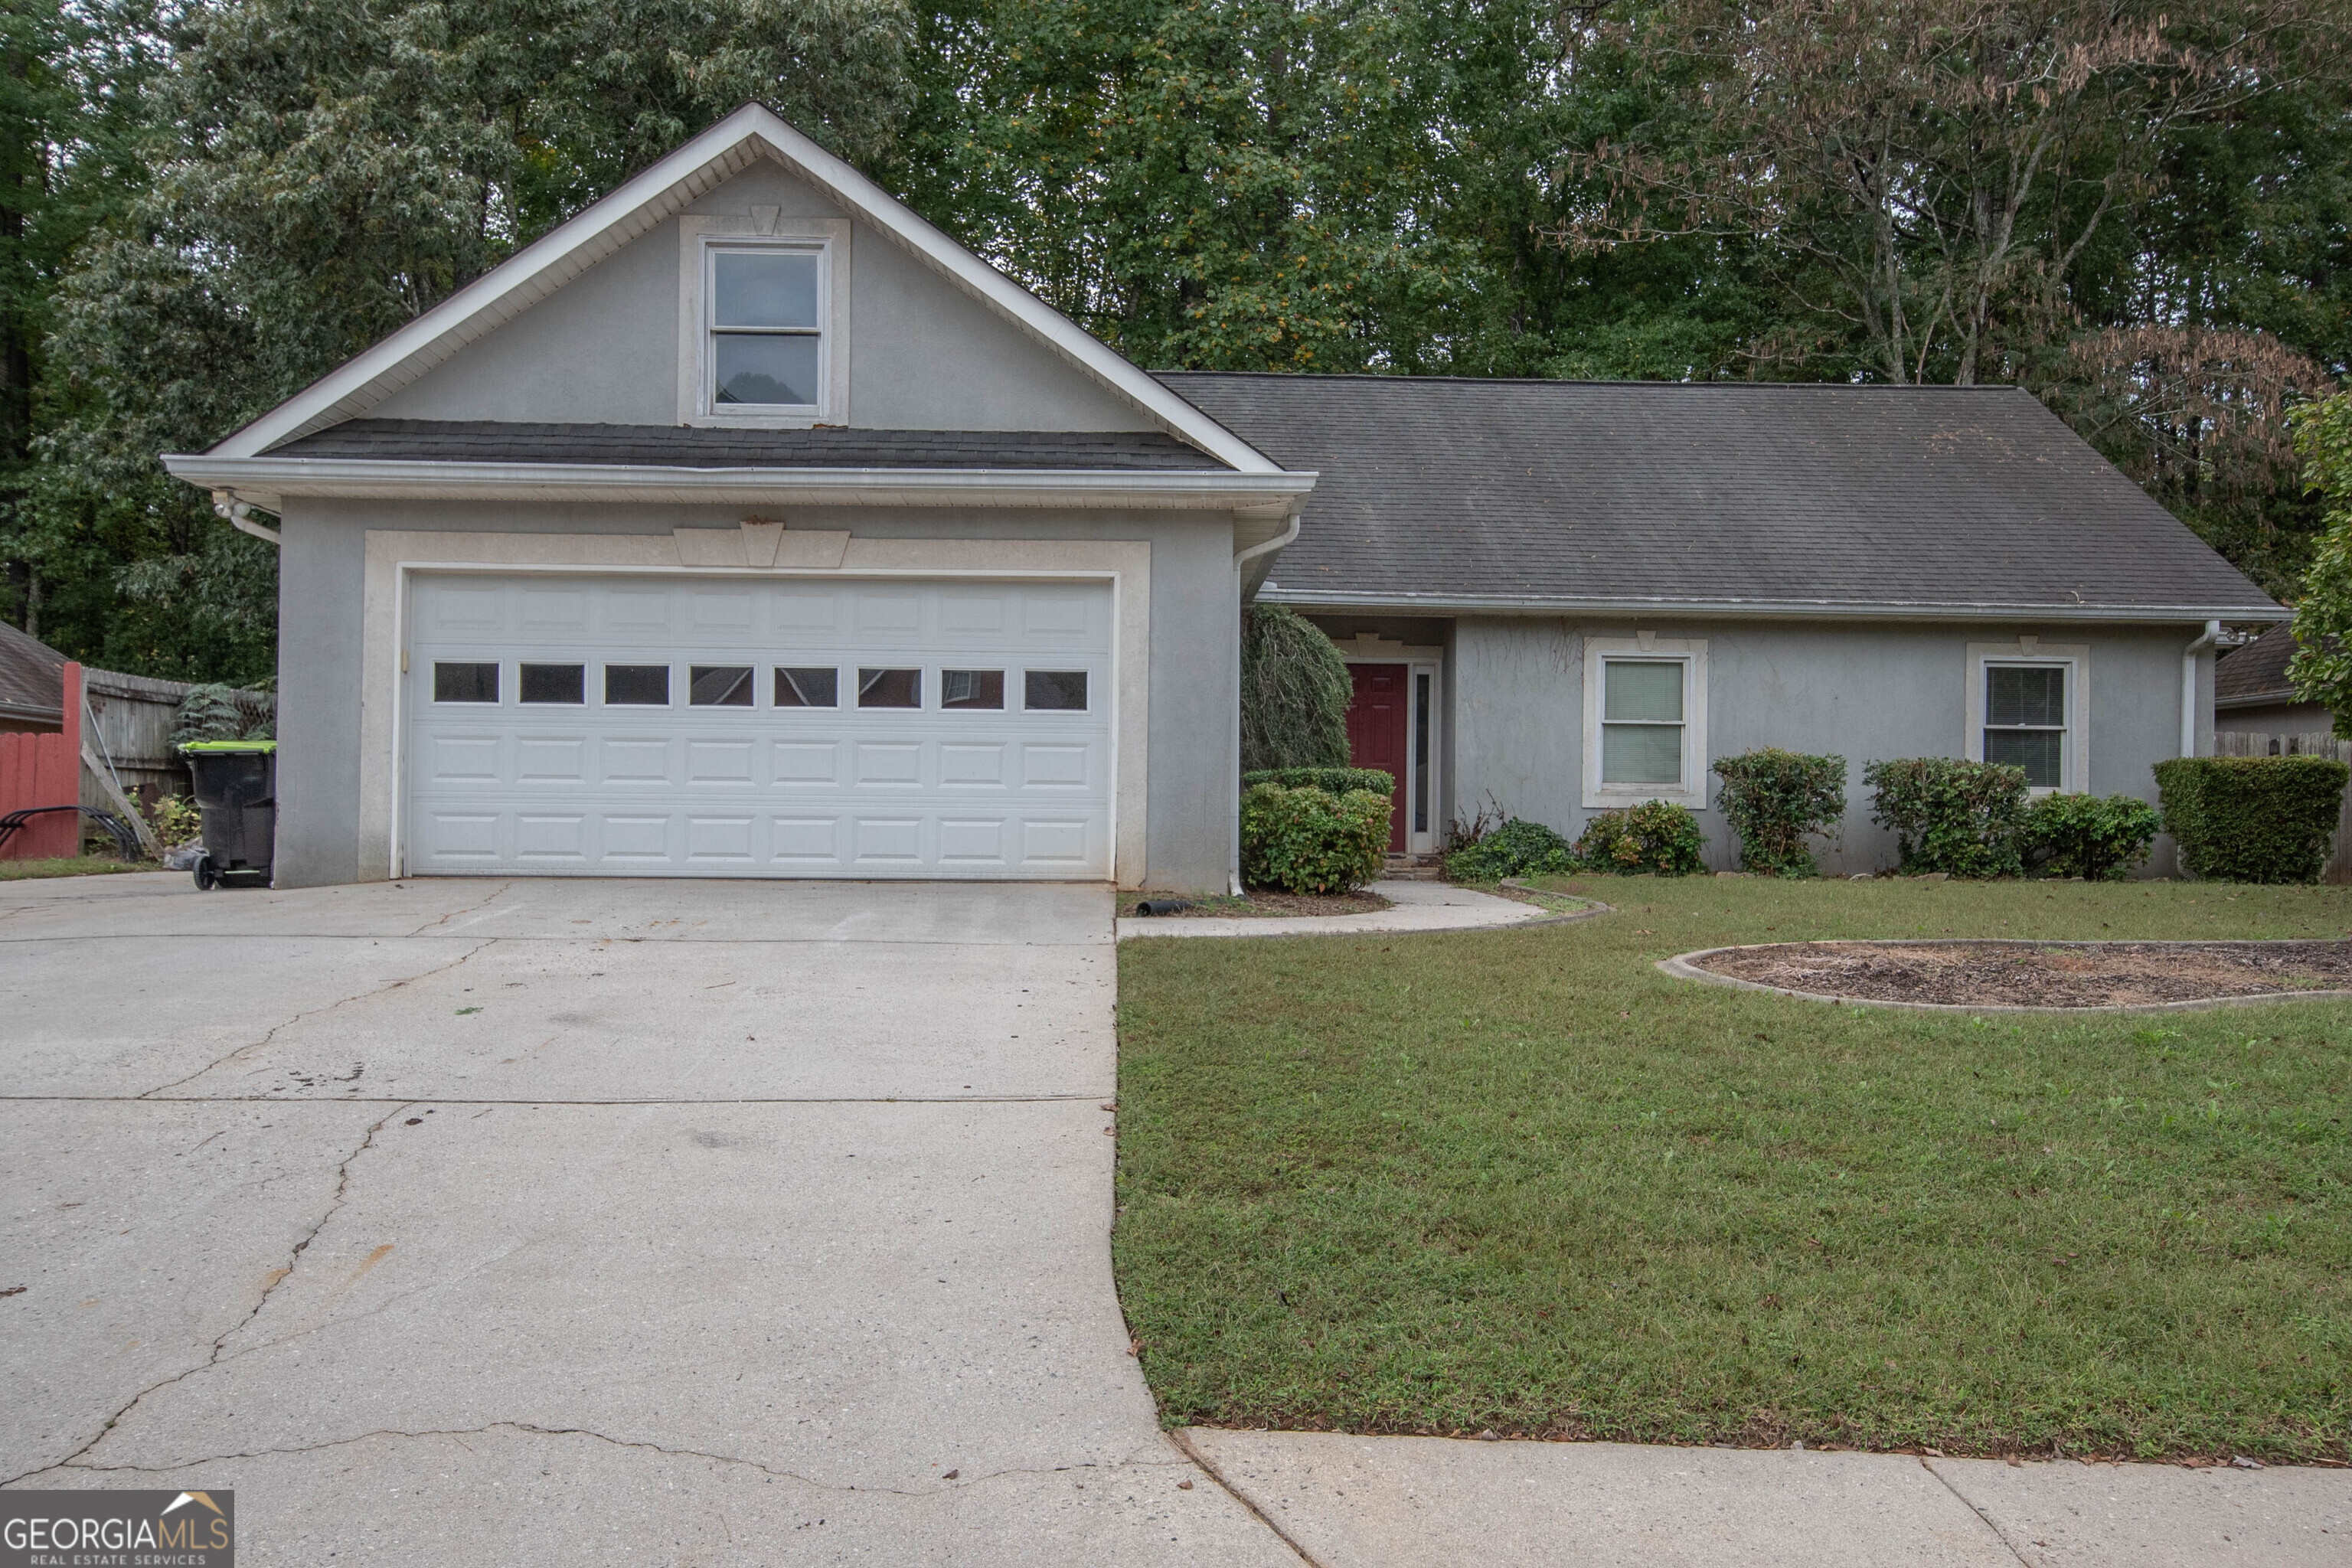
[{"left": 1, "top": 872, "right": 1296, "bottom": 1565}]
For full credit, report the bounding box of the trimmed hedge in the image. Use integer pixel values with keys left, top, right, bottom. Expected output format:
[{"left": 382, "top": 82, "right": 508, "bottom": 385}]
[
  {"left": 1444, "top": 818, "right": 1574, "bottom": 881},
  {"left": 2154, "top": 756, "right": 2348, "bottom": 884},
  {"left": 1240, "top": 783, "right": 1390, "bottom": 893},
  {"left": 1863, "top": 757, "right": 2029, "bottom": 878},
  {"left": 2019, "top": 792, "right": 2161, "bottom": 881},
  {"left": 1242, "top": 766, "right": 1396, "bottom": 796},
  {"left": 1573, "top": 800, "right": 1707, "bottom": 876},
  {"left": 1711, "top": 748, "right": 1847, "bottom": 877}
]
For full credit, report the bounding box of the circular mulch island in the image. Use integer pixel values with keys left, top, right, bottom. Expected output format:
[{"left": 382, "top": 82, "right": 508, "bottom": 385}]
[{"left": 1661, "top": 939, "right": 2352, "bottom": 1012}]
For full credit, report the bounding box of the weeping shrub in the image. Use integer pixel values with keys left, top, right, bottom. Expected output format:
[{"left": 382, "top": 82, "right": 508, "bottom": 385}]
[
  {"left": 1573, "top": 801, "right": 1707, "bottom": 876},
  {"left": 1240, "top": 604, "right": 1351, "bottom": 772},
  {"left": 1711, "top": 749, "right": 1847, "bottom": 876},
  {"left": 1240, "top": 783, "right": 1390, "bottom": 893}
]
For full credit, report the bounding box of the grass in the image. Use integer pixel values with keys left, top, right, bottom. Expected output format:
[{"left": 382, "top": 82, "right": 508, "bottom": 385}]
[
  {"left": 0, "top": 854, "right": 152, "bottom": 880},
  {"left": 1112, "top": 877, "right": 2352, "bottom": 1462}
]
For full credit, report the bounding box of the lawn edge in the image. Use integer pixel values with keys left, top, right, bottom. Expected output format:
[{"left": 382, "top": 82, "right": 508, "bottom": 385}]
[{"left": 1661, "top": 940, "right": 2352, "bottom": 1014}]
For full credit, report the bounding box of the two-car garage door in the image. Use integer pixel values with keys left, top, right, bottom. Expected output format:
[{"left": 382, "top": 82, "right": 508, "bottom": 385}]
[{"left": 403, "top": 573, "right": 1113, "bottom": 878}]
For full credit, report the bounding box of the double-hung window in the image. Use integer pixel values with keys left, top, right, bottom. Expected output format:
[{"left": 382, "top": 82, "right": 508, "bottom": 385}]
[
  {"left": 1582, "top": 635, "right": 1709, "bottom": 808},
  {"left": 1968, "top": 645, "right": 2085, "bottom": 792},
  {"left": 706, "top": 243, "right": 825, "bottom": 414}
]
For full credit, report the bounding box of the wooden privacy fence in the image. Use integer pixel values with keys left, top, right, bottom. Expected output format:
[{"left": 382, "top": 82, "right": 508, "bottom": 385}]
[
  {"left": 0, "top": 662, "right": 86, "bottom": 859},
  {"left": 2213, "top": 730, "right": 2352, "bottom": 884},
  {"left": 80, "top": 667, "right": 273, "bottom": 811}
]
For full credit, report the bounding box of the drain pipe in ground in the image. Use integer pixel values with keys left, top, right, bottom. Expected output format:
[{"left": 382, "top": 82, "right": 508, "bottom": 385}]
[
  {"left": 2180, "top": 619, "right": 2223, "bottom": 759},
  {"left": 1229, "top": 512, "right": 1304, "bottom": 896}
]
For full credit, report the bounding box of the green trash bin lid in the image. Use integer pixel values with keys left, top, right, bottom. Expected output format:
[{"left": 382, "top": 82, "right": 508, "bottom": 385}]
[{"left": 178, "top": 739, "right": 277, "bottom": 753}]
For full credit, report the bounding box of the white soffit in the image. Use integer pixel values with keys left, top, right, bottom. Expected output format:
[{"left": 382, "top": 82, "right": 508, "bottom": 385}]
[{"left": 205, "top": 105, "right": 1282, "bottom": 475}]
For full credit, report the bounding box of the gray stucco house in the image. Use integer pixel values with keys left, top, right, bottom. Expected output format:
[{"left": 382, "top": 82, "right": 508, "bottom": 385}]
[{"left": 168, "top": 106, "right": 2282, "bottom": 889}]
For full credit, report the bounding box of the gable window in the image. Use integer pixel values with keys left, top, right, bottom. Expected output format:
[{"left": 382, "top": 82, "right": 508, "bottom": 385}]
[
  {"left": 1966, "top": 644, "right": 2086, "bottom": 792},
  {"left": 707, "top": 245, "right": 825, "bottom": 412},
  {"left": 1581, "top": 635, "right": 1709, "bottom": 809}
]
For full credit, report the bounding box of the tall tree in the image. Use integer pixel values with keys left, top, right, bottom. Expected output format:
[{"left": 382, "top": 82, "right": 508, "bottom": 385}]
[{"left": 27, "top": 0, "right": 915, "bottom": 680}]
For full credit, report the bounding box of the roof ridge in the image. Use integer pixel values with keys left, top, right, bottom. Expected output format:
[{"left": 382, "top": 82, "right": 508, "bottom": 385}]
[{"left": 1152, "top": 370, "right": 2033, "bottom": 391}]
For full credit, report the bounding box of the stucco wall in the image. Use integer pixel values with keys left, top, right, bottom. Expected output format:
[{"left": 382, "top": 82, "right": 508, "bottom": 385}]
[
  {"left": 369, "top": 163, "right": 1155, "bottom": 433},
  {"left": 273, "top": 498, "right": 1240, "bottom": 890},
  {"left": 1448, "top": 616, "right": 2206, "bottom": 876}
]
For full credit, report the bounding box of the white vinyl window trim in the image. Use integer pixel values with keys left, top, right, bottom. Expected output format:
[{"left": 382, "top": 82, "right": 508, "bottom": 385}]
[
  {"left": 1965, "top": 642, "right": 2088, "bottom": 795},
  {"left": 677, "top": 217, "right": 851, "bottom": 427},
  {"left": 1582, "top": 635, "right": 1708, "bottom": 809}
]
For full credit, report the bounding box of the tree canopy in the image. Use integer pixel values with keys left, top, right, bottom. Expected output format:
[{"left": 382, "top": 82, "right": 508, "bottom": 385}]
[{"left": 5, "top": 0, "right": 2347, "bottom": 679}]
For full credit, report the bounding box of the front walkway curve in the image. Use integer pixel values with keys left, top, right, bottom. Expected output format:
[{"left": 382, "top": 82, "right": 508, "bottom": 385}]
[
  {"left": 0, "top": 872, "right": 1299, "bottom": 1566},
  {"left": 1117, "top": 877, "right": 1583, "bottom": 939}
]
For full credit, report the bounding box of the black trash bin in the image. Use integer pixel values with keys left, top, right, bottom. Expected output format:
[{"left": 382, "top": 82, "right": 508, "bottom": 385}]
[{"left": 181, "top": 740, "right": 277, "bottom": 890}]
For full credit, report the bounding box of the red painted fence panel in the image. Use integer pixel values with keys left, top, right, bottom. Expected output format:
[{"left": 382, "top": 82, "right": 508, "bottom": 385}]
[{"left": 0, "top": 661, "right": 83, "bottom": 860}]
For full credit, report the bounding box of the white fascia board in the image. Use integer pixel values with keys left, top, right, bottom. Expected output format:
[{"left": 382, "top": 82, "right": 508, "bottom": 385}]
[
  {"left": 165, "top": 453, "right": 1316, "bottom": 515},
  {"left": 205, "top": 105, "right": 1280, "bottom": 475},
  {"left": 1260, "top": 588, "right": 2287, "bottom": 625}
]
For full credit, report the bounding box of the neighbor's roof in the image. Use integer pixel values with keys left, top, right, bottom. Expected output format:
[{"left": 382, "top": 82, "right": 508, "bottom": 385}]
[
  {"left": 0, "top": 619, "right": 67, "bottom": 726},
  {"left": 2216, "top": 621, "right": 2324, "bottom": 707},
  {"left": 270, "top": 420, "right": 1230, "bottom": 471},
  {"left": 1158, "top": 374, "right": 2284, "bottom": 621}
]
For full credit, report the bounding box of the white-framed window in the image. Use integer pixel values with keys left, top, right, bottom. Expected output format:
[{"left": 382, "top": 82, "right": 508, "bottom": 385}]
[
  {"left": 1582, "top": 635, "right": 1708, "bottom": 808},
  {"left": 677, "top": 217, "right": 851, "bottom": 426},
  {"left": 1965, "top": 642, "right": 2087, "bottom": 792}
]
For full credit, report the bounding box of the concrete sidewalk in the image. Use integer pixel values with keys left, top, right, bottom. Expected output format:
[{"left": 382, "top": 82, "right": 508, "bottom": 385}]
[
  {"left": 1185, "top": 1429, "right": 2351, "bottom": 1568},
  {"left": 1117, "top": 877, "right": 1579, "bottom": 939}
]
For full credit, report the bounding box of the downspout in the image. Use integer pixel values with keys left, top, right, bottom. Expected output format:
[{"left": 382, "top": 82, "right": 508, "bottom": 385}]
[
  {"left": 2180, "top": 619, "right": 2222, "bottom": 758},
  {"left": 1230, "top": 511, "right": 1304, "bottom": 896},
  {"left": 211, "top": 490, "right": 281, "bottom": 545}
]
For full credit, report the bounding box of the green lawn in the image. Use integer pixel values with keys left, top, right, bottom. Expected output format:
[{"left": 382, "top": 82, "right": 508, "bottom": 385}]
[
  {"left": 1112, "top": 877, "right": 2352, "bottom": 1461},
  {"left": 0, "top": 854, "right": 152, "bottom": 880}
]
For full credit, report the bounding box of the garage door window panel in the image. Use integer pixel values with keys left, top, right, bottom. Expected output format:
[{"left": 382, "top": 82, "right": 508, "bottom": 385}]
[
  {"left": 775, "top": 667, "right": 838, "bottom": 708},
  {"left": 434, "top": 662, "right": 499, "bottom": 704},
  {"left": 520, "top": 663, "right": 584, "bottom": 704},
  {"left": 605, "top": 665, "right": 671, "bottom": 706},
  {"left": 690, "top": 665, "right": 753, "bottom": 707},
  {"left": 942, "top": 670, "right": 1005, "bottom": 710},
  {"left": 1024, "top": 671, "right": 1089, "bottom": 710},
  {"left": 859, "top": 668, "right": 920, "bottom": 709}
]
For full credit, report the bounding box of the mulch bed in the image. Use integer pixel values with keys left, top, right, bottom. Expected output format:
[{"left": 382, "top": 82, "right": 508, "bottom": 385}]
[
  {"left": 1129, "top": 889, "right": 1393, "bottom": 920},
  {"left": 1693, "top": 939, "right": 2352, "bottom": 1008}
]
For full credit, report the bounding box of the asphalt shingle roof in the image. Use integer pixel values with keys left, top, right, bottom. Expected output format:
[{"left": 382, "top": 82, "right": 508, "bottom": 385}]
[
  {"left": 2216, "top": 621, "right": 2319, "bottom": 705},
  {"left": 268, "top": 420, "right": 1230, "bottom": 471},
  {"left": 0, "top": 619, "right": 66, "bottom": 726},
  {"left": 1157, "top": 373, "right": 2282, "bottom": 616}
]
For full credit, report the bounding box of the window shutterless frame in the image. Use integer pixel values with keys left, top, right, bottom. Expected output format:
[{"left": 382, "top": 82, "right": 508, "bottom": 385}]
[
  {"left": 700, "top": 239, "right": 830, "bottom": 419},
  {"left": 1581, "top": 635, "right": 1708, "bottom": 809},
  {"left": 1965, "top": 644, "right": 2087, "bottom": 794}
]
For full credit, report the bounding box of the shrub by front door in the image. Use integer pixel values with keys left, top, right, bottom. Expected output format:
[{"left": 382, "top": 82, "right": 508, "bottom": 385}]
[{"left": 1346, "top": 662, "right": 1408, "bottom": 851}]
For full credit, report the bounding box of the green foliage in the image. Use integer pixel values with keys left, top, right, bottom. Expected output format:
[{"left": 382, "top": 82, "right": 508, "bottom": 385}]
[
  {"left": 1444, "top": 818, "right": 1574, "bottom": 882},
  {"left": 143, "top": 793, "right": 203, "bottom": 848},
  {"left": 1573, "top": 800, "right": 1706, "bottom": 877},
  {"left": 168, "top": 683, "right": 271, "bottom": 744},
  {"left": 2018, "top": 792, "right": 2161, "bottom": 881},
  {"left": 2288, "top": 394, "right": 2352, "bottom": 734},
  {"left": 1864, "top": 758, "right": 2030, "bottom": 878},
  {"left": 1710, "top": 748, "right": 1847, "bottom": 877},
  {"left": 2154, "top": 756, "right": 2349, "bottom": 884},
  {"left": 1239, "top": 604, "right": 1351, "bottom": 773},
  {"left": 1240, "top": 783, "right": 1390, "bottom": 894},
  {"left": 1243, "top": 767, "right": 1393, "bottom": 795}
]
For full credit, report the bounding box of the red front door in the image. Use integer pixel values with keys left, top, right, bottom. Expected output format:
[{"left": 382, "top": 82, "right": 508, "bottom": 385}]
[{"left": 1346, "top": 663, "right": 1409, "bottom": 851}]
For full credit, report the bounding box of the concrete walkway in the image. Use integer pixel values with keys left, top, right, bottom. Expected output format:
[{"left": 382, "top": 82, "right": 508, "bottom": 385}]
[
  {"left": 0, "top": 872, "right": 1295, "bottom": 1566},
  {"left": 1117, "top": 877, "right": 1571, "bottom": 939},
  {"left": 1186, "top": 1429, "right": 2351, "bottom": 1568}
]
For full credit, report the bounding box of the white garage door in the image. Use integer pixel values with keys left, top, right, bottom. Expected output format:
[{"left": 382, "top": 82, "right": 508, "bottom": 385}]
[{"left": 402, "top": 573, "right": 1113, "bottom": 879}]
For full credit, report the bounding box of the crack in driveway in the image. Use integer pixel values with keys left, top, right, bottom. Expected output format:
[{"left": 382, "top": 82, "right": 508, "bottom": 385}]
[
  {"left": 5, "top": 1104, "right": 411, "bottom": 1486},
  {"left": 135, "top": 944, "right": 495, "bottom": 1099},
  {"left": 43, "top": 1420, "right": 1202, "bottom": 1501}
]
